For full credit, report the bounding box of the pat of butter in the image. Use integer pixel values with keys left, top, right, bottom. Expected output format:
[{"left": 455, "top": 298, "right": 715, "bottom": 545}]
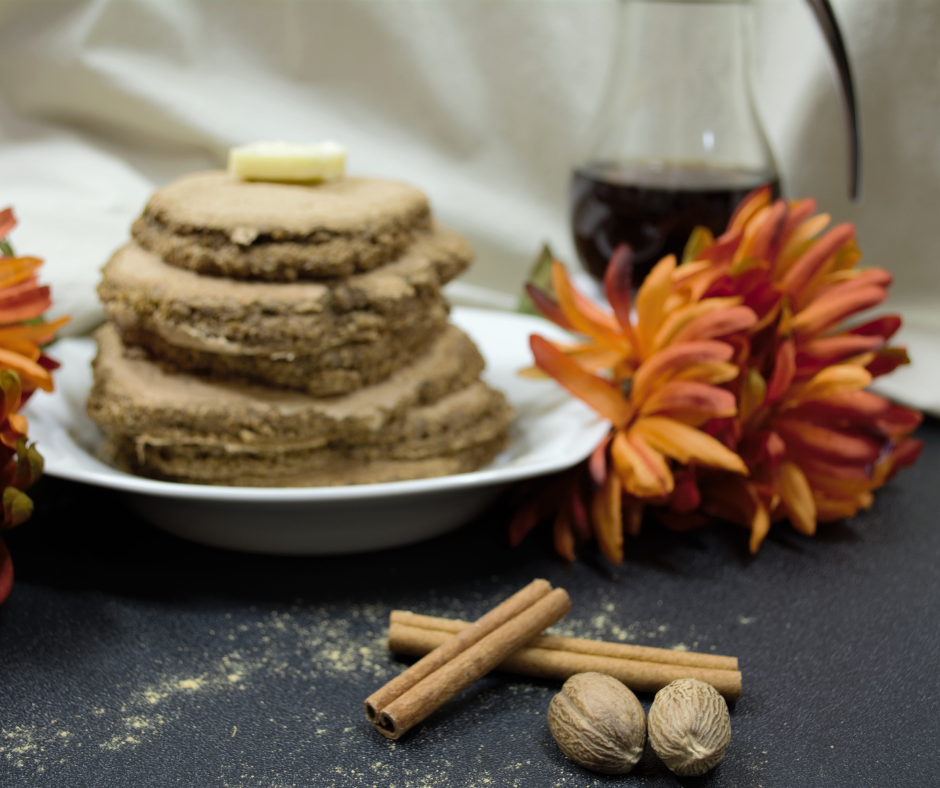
[{"left": 228, "top": 141, "right": 347, "bottom": 184}]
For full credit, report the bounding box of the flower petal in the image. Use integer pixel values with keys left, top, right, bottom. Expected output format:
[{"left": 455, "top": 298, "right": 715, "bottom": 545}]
[
  {"left": 612, "top": 430, "right": 674, "bottom": 497},
  {"left": 849, "top": 315, "right": 901, "bottom": 340},
  {"left": 0, "top": 315, "right": 69, "bottom": 348},
  {"left": 0, "top": 207, "right": 16, "bottom": 241},
  {"left": 669, "top": 468, "right": 701, "bottom": 514},
  {"left": 773, "top": 418, "right": 881, "bottom": 464},
  {"left": 603, "top": 245, "right": 637, "bottom": 346},
  {"left": 632, "top": 416, "right": 748, "bottom": 474},
  {"left": 736, "top": 199, "right": 787, "bottom": 263},
  {"left": 775, "top": 461, "right": 816, "bottom": 535},
  {"left": 727, "top": 186, "right": 773, "bottom": 235},
  {"left": 553, "top": 508, "right": 576, "bottom": 562},
  {"left": 682, "top": 226, "right": 714, "bottom": 263},
  {"left": 591, "top": 472, "right": 623, "bottom": 564},
  {"left": 777, "top": 213, "right": 831, "bottom": 273},
  {"left": 530, "top": 335, "right": 632, "bottom": 426},
  {"left": 874, "top": 405, "right": 923, "bottom": 438},
  {"left": 669, "top": 305, "right": 757, "bottom": 346},
  {"left": 0, "top": 283, "right": 52, "bottom": 325},
  {"left": 0, "top": 348, "right": 53, "bottom": 392},
  {"left": 589, "top": 432, "right": 613, "bottom": 486},
  {"left": 631, "top": 340, "right": 734, "bottom": 404},
  {"left": 552, "top": 261, "right": 621, "bottom": 340},
  {"left": 789, "top": 284, "right": 888, "bottom": 339},
  {"left": 0, "top": 259, "right": 42, "bottom": 291},
  {"left": 866, "top": 346, "right": 910, "bottom": 378},
  {"left": 671, "top": 360, "right": 739, "bottom": 386},
  {"left": 749, "top": 501, "right": 771, "bottom": 554},
  {"left": 781, "top": 223, "right": 856, "bottom": 298},
  {"left": 766, "top": 339, "right": 796, "bottom": 404},
  {"left": 789, "top": 364, "right": 873, "bottom": 404},
  {"left": 524, "top": 284, "right": 575, "bottom": 332},
  {"left": 0, "top": 537, "right": 12, "bottom": 604},
  {"left": 634, "top": 254, "right": 676, "bottom": 356},
  {"left": 885, "top": 437, "right": 923, "bottom": 480},
  {"left": 795, "top": 334, "right": 884, "bottom": 375},
  {"left": 640, "top": 380, "right": 737, "bottom": 421},
  {"left": 787, "top": 389, "right": 891, "bottom": 421}
]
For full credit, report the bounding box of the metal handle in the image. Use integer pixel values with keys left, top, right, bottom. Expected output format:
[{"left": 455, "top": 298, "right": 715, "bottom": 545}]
[{"left": 806, "top": 0, "right": 861, "bottom": 201}]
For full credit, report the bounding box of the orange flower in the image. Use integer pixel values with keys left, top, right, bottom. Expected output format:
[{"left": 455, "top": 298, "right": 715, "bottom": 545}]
[
  {"left": 512, "top": 189, "right": 921, "bottom": 562},
  {"left": 0, "top": 207, "right": 67, "bottom": 604},
  {"left": 516, "top": 248, "right": 756, "bottom": 561},
  {"left": 682, "top": 191, "right": 921, "bottom": 552},
  {"left": 525, "top": 246, "right": 756, "bottom": 382},
  {"left": 0, "top": 208, "right": 68, "bottom": 394}
]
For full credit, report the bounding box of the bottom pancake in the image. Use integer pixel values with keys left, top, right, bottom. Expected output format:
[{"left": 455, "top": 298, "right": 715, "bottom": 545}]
[{"left": 89, "top": 322, "right": 514, "bottom": 487}]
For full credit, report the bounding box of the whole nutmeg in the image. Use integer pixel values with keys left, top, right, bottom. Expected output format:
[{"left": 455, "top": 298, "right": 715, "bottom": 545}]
[
  {"left": 647, "top": 678, "right": 732, "bottom": 776},
  {"left": 547, "top": 672, "right": 646, "bottom": 774}
]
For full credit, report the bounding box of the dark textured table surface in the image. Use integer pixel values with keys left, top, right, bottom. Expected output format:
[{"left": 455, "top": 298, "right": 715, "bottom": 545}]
[{"left": 1, "top": 420, "right": 938, "bottom": 787}]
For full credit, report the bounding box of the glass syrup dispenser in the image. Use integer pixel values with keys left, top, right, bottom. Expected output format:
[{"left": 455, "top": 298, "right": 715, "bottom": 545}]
[{"left": 571, "top": 0, "right": 859, "bottom": 286}]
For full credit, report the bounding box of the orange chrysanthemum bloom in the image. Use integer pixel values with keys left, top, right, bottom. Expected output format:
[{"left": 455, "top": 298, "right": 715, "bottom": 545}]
[
  {"left": 0, "top": 207, "right": 68, "bottom": 604},
  {"left": 512, "top": 188, "right": 921, "bottom": 561},
  {"left": 680, "top": 188, "right": 921, "bottom": 552}
]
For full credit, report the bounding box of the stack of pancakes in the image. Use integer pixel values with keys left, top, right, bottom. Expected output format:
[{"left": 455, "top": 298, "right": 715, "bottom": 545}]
[{"left": 88, "top": 172, "right": 514, "bottom": 486}]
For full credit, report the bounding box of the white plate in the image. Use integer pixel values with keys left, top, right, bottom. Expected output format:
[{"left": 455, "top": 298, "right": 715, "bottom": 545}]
[{"left": 23, "top": 307, "right": 609, "bottom": 554}]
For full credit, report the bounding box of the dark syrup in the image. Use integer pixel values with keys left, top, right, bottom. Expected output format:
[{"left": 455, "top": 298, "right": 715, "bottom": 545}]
[{"left": 570, "top": 161, "right": 780, "bottom": 287}]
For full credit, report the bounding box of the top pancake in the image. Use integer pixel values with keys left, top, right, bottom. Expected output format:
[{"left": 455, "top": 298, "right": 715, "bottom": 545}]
[{"left": 131, "top": 171, "right": 433, "bottom": 280}]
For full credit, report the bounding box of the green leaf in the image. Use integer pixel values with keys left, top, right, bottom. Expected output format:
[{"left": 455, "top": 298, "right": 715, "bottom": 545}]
[
  {"left": 2, "top": 486, "right": 32, "bottom": 529},
  {"left": 13, "top": 439, "right": 43, "bottom": 490},
  {"left": 516, "top": 243, "right": 557, "bottom": 316},
  {"left": 682, "top": 226, "right": 714, "bottom": 264}
]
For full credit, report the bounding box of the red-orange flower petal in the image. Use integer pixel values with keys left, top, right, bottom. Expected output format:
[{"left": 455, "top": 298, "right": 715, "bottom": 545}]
[
  {"left": 632, "top": 416, "right": 748, "bottom": 474},
  {"left": 766, "top": 339, "right": 796, "bottom": 404},
  {"left": 631, "top": 340, "right": 734, "bottom": 404},
  {"left": 795, "top": 335, "right": 884, "bottom": 374},
  {"left": 776, "top": 461, "right": 816, "bottom": 536},
  {"left": 772, "top": 419, "right": 881, "bottom": 464},
  {"left": 0, "top": 208, "right": 16, "bottom": 241},
  {"left": 781, "top": 223, "right": 855, "bottom": 298},
  {"left": 524, "top": 284, "right": 574, "bottom": 332},
  {"left": 789, "top": 284, "right": 888, "bottom": 339},
  {"left": 0, "top": 283, "right": 52, "bottom": 325},
  {"left": 0, "top": 348, "right": 53, "bottom": 392},
  {"left": 603, "top": 244, "right": 637, "bottom": 347},
  {"left": 591, "top": 472, "right": 623, "bottom": 564},
  {"left": 0, "top": 537, "right": 12, "bottom": 604},
  {"left": 530, "top": 335, "right": 632, "bottom": 427},
  {"left": 553, "top": 508, "right": 576, "bottom": 562},
  {"left": 552, "top": 261, "right": 621, "bottom": 342},
  {"left": 612, "top": 430, "right": 674, "bottom": 497},
  {"left": 669, "top": 305, "right": 757, "bottom": 346},
  {"left": 639, "top": 380, "right": 737, "bottom": 422},
  {"left": 849, "top": 315, "right": 901, "bottom": 340}
]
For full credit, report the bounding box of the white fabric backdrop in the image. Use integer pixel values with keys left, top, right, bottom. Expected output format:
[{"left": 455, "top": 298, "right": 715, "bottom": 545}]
[{"left": 0, "top": 0, "right": 936, "bottom": 409}]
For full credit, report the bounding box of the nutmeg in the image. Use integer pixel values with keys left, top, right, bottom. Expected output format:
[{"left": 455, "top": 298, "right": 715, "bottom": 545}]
[
  {"left": 647, "top": 678, "right": 731, "bottom": 776},
  {"left": 547, "top": 672, "right": 646, "bottom": 774}
]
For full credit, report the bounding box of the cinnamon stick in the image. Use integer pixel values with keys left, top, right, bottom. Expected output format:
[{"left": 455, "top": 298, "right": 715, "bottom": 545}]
[
  {"left": 388, "top": 620, "right": 741, "bottom": 702},
  {"left": 391, "top": 610, "right": 738, "bottom": 671},
  {"left": 367, "top": 582, "right": 571, "bottom": 739}
]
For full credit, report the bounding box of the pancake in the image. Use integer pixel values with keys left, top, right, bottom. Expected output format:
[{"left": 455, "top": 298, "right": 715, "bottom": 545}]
[
  {"left": 104, "top": 382, "right": 513, "bottom": 486},
  {"left": 131, "top": 171, "right": 433, "bottom": 280},
  {"left": 99, "top": 227, "right": 470, "bottom": 394},
  {"left": 88, "top": 321, "right": 490, "bottom": 442},
  {"left": 88, "top": 324, "right": 512, "bottom": 486}
]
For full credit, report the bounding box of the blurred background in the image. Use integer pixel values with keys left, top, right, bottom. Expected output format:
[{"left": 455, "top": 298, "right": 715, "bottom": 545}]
[{"left": 0, "top": 0, "right": 936, "bottom": 406}]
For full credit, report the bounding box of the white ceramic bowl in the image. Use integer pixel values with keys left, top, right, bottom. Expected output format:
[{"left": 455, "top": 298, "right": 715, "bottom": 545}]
[{"left": 23, "top": 307, "right": 609, "bottom": 554}]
